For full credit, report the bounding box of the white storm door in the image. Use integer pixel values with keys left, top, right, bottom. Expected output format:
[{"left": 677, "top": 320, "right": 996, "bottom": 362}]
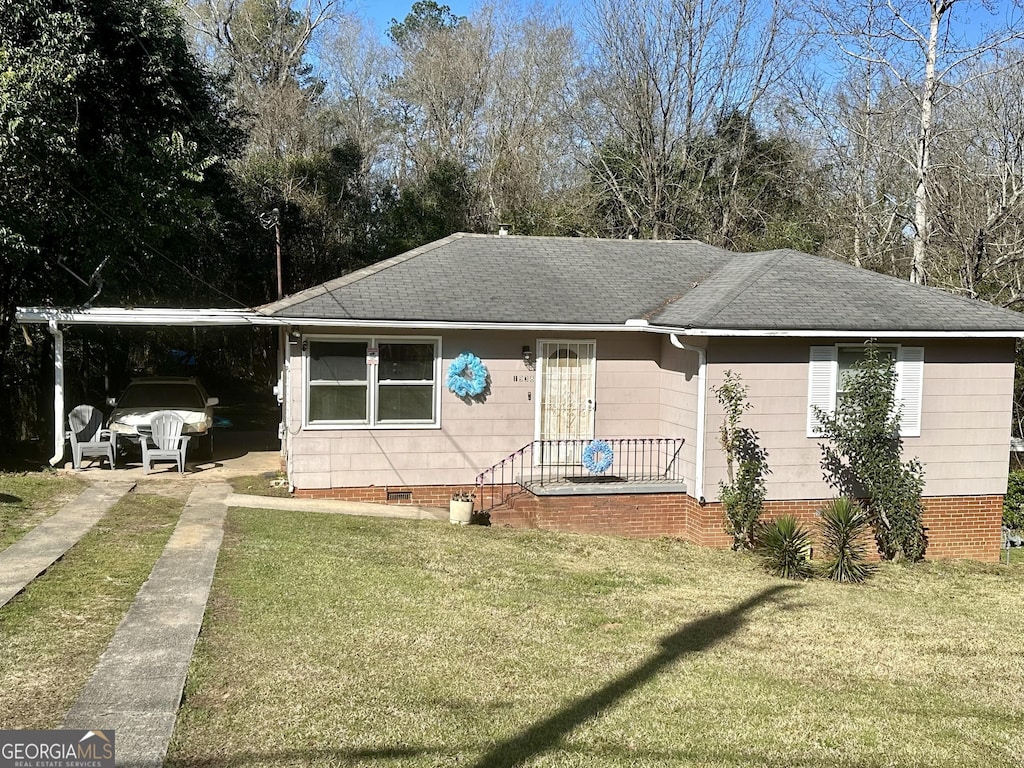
[{"left": 536, "top": 340, "right": 596, "bottom": 464}]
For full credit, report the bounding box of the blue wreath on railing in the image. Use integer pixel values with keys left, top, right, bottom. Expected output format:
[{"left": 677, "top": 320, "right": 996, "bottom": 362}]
[
  {"left": 447, "top": 352, "right": 489, "bottom": 398},
  {"left": 582, "top": 439, "right": 614, "bottom": 474}
]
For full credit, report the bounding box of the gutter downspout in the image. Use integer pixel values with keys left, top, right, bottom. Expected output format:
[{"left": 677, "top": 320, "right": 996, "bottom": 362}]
[
  {"left": 669, "top": 334, "right": 706, "bottom": 503},
  {"left": 48, "top": 319, "right": 65, "bottom": 467}
]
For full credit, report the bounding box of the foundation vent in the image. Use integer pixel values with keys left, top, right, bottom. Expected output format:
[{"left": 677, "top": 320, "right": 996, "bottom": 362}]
[{"left": 386, "top": 489, "right": 412, "bottom": 502}]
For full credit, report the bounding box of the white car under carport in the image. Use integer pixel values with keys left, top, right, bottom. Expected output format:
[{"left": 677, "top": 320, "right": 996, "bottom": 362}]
[{"left": 107, "top": 377, "right": 219, "bottom": 459}]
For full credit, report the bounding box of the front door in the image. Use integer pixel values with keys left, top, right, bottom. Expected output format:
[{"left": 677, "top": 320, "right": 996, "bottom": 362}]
[{"left": 536, "top": 340, "right": 596, "bottom": 464}]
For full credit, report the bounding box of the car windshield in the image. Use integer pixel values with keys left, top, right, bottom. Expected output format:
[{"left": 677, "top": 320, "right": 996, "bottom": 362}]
[{"left": 118, "top": 383, "right": 205, "bottom": 409}]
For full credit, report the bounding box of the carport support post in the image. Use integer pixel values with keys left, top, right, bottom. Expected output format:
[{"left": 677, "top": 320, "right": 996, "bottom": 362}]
[{"left": 48, "top": 319, "right": 65, "bottom": 467}]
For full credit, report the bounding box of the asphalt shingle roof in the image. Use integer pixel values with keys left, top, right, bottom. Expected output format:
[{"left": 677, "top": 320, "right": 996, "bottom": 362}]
[{"left": 259, "top": 233, "right": 1024, "bottom": 333}]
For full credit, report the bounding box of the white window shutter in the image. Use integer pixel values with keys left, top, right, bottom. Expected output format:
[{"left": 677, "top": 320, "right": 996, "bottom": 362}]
[
  {"left": 807, "top": 346, "right": 837, "bottom": 437},
  {"left": 896, "top": 346, "right": 924, "bottom": 437}
]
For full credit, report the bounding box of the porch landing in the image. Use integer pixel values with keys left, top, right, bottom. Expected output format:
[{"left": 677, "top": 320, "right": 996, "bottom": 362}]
[{"left": 525, "top": 479, "right": 688, "bottom": 496}]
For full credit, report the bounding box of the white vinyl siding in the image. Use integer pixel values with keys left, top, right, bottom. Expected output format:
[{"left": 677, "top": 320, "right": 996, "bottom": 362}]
[{"left": 807, "top": 345, "right": 924, "bottom": 438}]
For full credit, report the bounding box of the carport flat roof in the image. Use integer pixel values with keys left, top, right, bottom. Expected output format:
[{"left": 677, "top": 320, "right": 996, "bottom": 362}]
[
  {"left": 17, "top": 304, "right": 1024, "bottom": 339},
  {"left": 15, "top": 307, "right": 277, "bottom": 326}
]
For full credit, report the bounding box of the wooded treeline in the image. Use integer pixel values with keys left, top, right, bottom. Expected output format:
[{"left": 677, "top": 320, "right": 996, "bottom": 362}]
[{"left": 3, "top": 0, "right": 1024, "bottom": 446}]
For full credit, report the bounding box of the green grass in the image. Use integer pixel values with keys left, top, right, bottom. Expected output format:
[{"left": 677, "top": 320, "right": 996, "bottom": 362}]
[
  {"left": 168, "top": 511, "right": 1024, "bottom": 768},
  {"left": 0, "top": 488, "right": 183, "bottom": 728},
  {"left": 228, "top": 473, "right": 290, "bottom": 498},
  {"left": 0, "top": 472, "right": 86, "bottom": 551}
]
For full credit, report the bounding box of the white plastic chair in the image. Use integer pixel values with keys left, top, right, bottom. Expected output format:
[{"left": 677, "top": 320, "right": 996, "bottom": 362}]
[
  {"left": 66, "top": 404, "right": 116, "bottom": 469},
  {"left": 141, "top": 411, "right": 190, "bottom": 474}
]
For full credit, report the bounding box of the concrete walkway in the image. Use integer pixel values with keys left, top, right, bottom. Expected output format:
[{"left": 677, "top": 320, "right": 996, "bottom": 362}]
[
  {"left": 225, "top": 491, "right": 448, "bottom": 521},
  {"left": 62, "top": 481, "right": 231, "bottom": 768},
  {"left": 0, "top": 481, "right": 135, "bottom": 608},
  {"left": 53, "top": 484, "right": 443, "bottom": 766}
]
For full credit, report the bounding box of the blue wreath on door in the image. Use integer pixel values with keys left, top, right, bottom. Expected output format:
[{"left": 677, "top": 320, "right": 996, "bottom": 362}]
[
  {"left": 582, "top": 439, "right": 614, "bottom": 474},
  {"left": 447, "top": 352, "right": 489, "bottom": 398}
]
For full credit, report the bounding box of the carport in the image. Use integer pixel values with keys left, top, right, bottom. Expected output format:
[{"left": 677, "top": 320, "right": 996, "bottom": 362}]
[{"left": 15, "top": 306, "right": 289, "bottom": 471}]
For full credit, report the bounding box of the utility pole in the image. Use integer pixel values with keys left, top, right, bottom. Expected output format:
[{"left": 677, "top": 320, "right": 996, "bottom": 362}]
[
  {"left": 260, "top": 207, "right": 283, "bottom": 300},
  {"left": 274, "top": 216, "right": 282, "bottom": 300}
]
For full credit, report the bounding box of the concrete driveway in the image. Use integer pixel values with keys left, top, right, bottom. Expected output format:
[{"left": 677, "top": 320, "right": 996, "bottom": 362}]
[{"left": 60, "top": 429, "right": 282, "bottom": 480}]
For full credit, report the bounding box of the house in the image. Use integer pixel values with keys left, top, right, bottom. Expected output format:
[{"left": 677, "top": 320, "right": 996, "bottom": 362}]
[
  {"left": 258, "top": 233, "right": 1024, "bottom": 562},
  {"left": 17, "top": 233, "right": 1024, "bottom": 561}
]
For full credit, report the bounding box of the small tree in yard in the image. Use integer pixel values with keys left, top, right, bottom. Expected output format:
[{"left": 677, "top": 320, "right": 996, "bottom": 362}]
[
  {"left": 1003, "top": 470, "right": 1024, "bottom": 531},
  {"left": 815, "top": 345, "right": 927, "bottom": 561},
  {"left": 715, "top": 371, "right": 769, "bottom": 550}
]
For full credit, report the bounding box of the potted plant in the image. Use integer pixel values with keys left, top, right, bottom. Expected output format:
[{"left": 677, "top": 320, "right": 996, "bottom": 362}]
[{"left": 449, "top": 490, "right": 475, "bottom": 525}]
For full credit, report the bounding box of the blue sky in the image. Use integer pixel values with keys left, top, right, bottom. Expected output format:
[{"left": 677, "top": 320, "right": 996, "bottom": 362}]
[
  {"left": 352, "top": 0, "right": 1019, "bottom": 49},
  {"left": 347, "top": 0, "right": 1019, "bottom": 75},
  {"left": 352, "top": 0, "right": 483, "bottom": 34}
]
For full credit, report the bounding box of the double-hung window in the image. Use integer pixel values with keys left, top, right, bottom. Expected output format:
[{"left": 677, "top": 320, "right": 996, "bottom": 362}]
[
  {"left": 807, "top": 344, "right": 924, "bottom": 437},
  {"left": 306, "top": 337, "right": 440, "bottom": 428}
]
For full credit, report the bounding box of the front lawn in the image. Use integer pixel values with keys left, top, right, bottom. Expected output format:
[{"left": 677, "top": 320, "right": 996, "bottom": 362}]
[
  {"left": 228, "top": 472, "right": 290, "bottom": 498},
  {"left": 0, "top": 487, "right": 183, "bottom": 728},
  {"left": 168, "top": 510, "right": 1024, "bottom": 767},
  {"left": 0, "top": 472, "right": 85, "bottom": 551}
]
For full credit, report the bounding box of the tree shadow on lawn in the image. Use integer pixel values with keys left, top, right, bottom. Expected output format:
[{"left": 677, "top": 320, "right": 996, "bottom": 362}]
[
  {"left": 472, "top": 583, "right": 798, "bottom": 768},
  {"left": 170, "top": 584, "right": 798, "bottom": 768},
  {"left": 167, "top": 746, "right": 434, "bottom": 767}
]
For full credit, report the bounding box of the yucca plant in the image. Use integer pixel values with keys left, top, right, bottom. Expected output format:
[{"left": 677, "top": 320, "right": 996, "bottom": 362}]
[
  {"left": 819, "top": 497, "right": 875, "bottom": 583},
  {"left": 756, "top": 515, "right": 813, "bottom": 579}
]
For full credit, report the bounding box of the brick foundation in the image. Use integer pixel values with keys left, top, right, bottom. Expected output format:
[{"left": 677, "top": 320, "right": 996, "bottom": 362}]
[
  {"left": 293, "top": 484, "right": 1003, "bottom": 562},
  {"left": 294, "top": 484, "right": 458, "bottom": 508},
  {"left": 920, "top": 495, "right": 1003, "bottom": 561},
  {"left": 673, "top": 496, "right": 1004, "bottom": 562}
]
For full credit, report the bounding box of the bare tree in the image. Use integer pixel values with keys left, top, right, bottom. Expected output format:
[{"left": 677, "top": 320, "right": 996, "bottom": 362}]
[
  {"left": 186, "top": 0, "right": 341, "bottom": 157},
  {"left": 475, "top": 5, "right": 578, "bottom": 230},
  {"left": 383, "top": 2, "right": 579, "bottom": 232},
  {"left": 930, "top": 54, "right": 1024, "bottom": 305},
  {"left": 811, "top": 0, "right": 1024, "bottom": 284},
  {"left": 793, "top": 58, "right": 916, "bottom": 276},
  {"left": 319, "top": 15, "right": 395, "bottom": 177},
  {"left": 386, "top": 2, "right": 494, "bottom": 180},
  {"left": 577, "top": 0, "right": 803, "bottom": 240}
]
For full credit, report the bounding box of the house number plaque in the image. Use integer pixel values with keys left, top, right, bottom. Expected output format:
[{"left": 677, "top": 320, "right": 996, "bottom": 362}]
[{"left": 513, "top": 374, "right": 535, "bottom": 383}]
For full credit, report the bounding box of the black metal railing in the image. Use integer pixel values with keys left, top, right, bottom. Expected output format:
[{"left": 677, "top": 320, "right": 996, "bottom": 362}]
[{"left": 476, "top": 437, "right": 685, "bottom": 511}]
